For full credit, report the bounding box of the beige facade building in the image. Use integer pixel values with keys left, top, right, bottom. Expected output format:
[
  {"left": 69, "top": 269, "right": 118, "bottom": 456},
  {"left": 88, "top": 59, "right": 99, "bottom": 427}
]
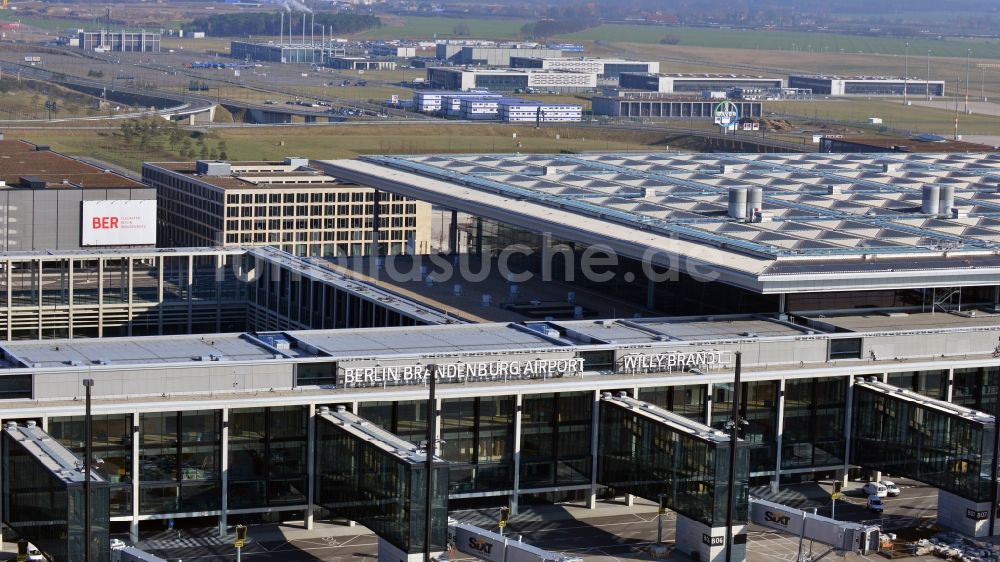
[{"left": 143, "top": 158, "right": 431, "bottom": 257}]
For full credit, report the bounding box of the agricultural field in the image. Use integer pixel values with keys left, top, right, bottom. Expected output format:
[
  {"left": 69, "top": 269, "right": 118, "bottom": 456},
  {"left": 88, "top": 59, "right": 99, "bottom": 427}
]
[
  {"left": 2, "top": 122, "right": 671, "bottom": 171},
  {"left": 361, "top": 15, "right": 530, "bottom": 40},
  {"left": 556, "top": 25, "right": 1000, "bottom": 59}
]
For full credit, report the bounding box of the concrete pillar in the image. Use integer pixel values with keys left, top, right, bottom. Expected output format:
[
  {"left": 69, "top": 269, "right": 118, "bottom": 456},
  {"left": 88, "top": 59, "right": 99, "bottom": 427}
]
[
  {"left": 777, "top": 293, "right": 788, "bottom": 321},
  {"left": 219, "top": 407, "right": 229, "bottom": 537},
  {"left": 305, "top": 403, "right": 316, "bottom": 530},
  {"left": 448, "top": 210, "right": 458, "bottom": 255},
  {"left": 938, "top": 489, "right": 1000, "bottom": 537},
  {"left": 675, "top": 516, "right": 747, "bottom": 562},
  {"left": 512, "top": 393, "right": 523, "bottom": 514},
  {"left": 130, "top": 412, "right": 140, "bottom": 544},
  {"left": 624, "top": 494, "right": 635, "bottom": 507}
]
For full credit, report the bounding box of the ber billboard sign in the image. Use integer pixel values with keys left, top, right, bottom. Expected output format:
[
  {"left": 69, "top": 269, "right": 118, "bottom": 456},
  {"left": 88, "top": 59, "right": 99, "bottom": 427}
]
[{"left": 82, "top": 200, "right": 156, "bottom": 246}]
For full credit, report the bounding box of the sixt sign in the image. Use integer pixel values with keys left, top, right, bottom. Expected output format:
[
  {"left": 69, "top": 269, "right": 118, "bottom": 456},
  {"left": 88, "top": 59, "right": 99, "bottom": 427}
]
[
  {"left": 455, "top": 525, "right": 505, "bottom": 562},
  {"left": 765, "top": 511, "right": 792, "bottom": 526}
]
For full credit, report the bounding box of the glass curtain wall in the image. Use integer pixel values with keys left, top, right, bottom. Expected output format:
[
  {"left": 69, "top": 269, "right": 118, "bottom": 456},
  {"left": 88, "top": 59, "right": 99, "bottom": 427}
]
[
  {"left": 852, "top": 385, "right": 994, "bottom": 501},
  {"left": 228, "top": 406, "right": 308, "bottom": 509},
  {"left": 953, "top": 366, "right": 1000, "bottom": 414},
  {"left": 781, "top": 378, "right": 847, "bottom": 469},
  {"left": 139, "top": 410, "right": 221, "bottom": 514},
  {"left": 440, "top": 396, "right": 515, "bottom": 494},
  {"left": 48, "top": 414, "right": 133, "bottom": 516},
  {"left": 712, "top": 381, "right": 778, "bottom": 473},
  {"left": 887, "top": 370, "right": 947, "bottom": 400},
  {"left": 520, "top": 392, "right": 593, "bottom": 488},
  {"left": 638, "top": 385, "right": 707, "bottom": 422},
  {"left": 597, "top": 401, "right": 749, "bottom": 526}
]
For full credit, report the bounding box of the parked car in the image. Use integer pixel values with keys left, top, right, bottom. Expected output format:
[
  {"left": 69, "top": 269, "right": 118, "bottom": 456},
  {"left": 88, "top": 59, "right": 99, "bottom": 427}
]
[
  {"left": 26, "top": 543, "right": 44, "bottom": 561},
  {"left": 862, "top": 482, "right": 887, "bottom": 498},
  {"left": 867, "top": 495, "right": 884, "bottom": 513},
  {"left": 882, "top": 480, "right": 901, "bottom": 496}
]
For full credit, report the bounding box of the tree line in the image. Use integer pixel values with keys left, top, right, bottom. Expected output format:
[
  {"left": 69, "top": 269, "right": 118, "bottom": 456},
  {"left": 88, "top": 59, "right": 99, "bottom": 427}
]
[{"left": 187, "top": 12, "right": 381, "bottom": 37}]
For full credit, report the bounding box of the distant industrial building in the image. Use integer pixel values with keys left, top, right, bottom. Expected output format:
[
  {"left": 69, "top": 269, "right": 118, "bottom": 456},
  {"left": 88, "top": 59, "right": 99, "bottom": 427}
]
[
  {"left": 426, "top": 67, "right": 597, "bottom": 93},
  {"left": 143, "top": 158, "right": 431, "bottom": 257},
  {"left": 435, "top": 44, "right": 563, "bottom": 66},
  {"left": 370, "top": 44, "right": 416, "bottom": 58},
  {"left": 327, "top": 56, "right": 396, "bottom": 71},
  {"left": 0, "top": 138, "right": 155, "bottom": 251},
  {"left": 498, "top": 99, "right": 582, "bottom": 122},
  {"left": 619, "top": 73, "right": 783, "bottom": 95},
  {"left": 413, "top": 90, "right": 496, "bottom": 113},
  {"left": 820, "top": 134, "right": 993, "bottom": 153},
  {"left": 78, "top": 30, "right": 160, "bottom": 52},
  {"left": 788, "top": 75, "right": 946, "bottom": 96},
  {"left": 230, "top": 41, "right": 340, "bottom": 64},
  {"left": 510, "top": 57, "right": 660, "bottom": 79},
  {"left": 592, "top": 94, "right": 762, "bottom": 120}
]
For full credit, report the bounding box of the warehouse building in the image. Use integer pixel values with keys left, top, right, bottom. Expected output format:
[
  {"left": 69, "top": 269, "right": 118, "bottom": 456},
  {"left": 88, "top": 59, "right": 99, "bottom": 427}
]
[
  {"left": 619, "top": 73, "right": 783, "bottom": 95},
  {"left": 425, "top": 67, "right": 597, "bottom": 92},
  {"left": 230, "top": 41, "right": 339, "bottom": 64},
  {"left": 592, "top": 94, "right": 762, "bottom": 119},
  {"left": 143, "top": 158, "right": 431, "bottom": 257},
  {"left": 0, "top": 138, "right": 155, "bottom": 251},
  {"left": 327, "top": 56, "right": 397, "bottom": 71},
  {"left": 788, "top": 75, "right": 947, "bottom": 96},
  {"left": 78, "top": 30, "right": 160, "bottom": 52},
  {"left": 509, "top": 57, "right": 660, "bottom": 79}
]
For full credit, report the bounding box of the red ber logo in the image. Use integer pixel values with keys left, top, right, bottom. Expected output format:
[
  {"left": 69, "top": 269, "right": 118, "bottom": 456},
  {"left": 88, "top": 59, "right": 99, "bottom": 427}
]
[{"left": 92, "top": 217, "right": 119, "bottom": 229}]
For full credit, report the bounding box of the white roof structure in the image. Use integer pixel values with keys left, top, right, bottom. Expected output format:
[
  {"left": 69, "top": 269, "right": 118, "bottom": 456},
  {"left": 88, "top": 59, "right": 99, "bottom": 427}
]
[{"left": 318, "top": 152, "right": 1000, "bottom": 294}]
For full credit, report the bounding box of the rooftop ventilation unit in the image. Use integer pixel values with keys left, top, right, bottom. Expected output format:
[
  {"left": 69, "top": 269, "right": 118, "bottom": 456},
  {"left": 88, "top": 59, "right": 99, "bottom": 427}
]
[{"left": 195, "top": 160, "right": 231, "bottom": 176}]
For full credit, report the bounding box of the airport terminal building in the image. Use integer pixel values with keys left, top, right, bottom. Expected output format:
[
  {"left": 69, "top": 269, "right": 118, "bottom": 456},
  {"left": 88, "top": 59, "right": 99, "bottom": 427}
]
[{"left": 9, "top": 151, "right": 1000, "bottom": 560}]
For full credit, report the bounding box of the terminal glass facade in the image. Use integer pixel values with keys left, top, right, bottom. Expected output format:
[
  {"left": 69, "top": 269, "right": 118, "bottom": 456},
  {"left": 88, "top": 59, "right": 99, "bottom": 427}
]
[
  {"left": 139, "top": 410, "right": 222, "bottom": 514},
  {"left": 780, "top": 377, "right": 847, "bottom": 469},
  {"left": 440, "top": 396, "right": 516, "bottom": 494},
  {"left": 712, "top": 381, "right": 778, "bottom": 474},
  {"left": 638, "top": 385, "right": 707, "bottom": 422},
  {"left": 228, "top": 406, "right": 309, "bottom": 509},
  {"left": 952, "top": 366, "right": 1000, "bottom": 414},
  {"left": 314, "top": 416, "right": 449, "bottom": 553},
  {"left": 597, "top": 400, "right": 749, "bottom": 526},
  {"left": 520, "top": 392, "right": 593, "bottom": 488},
  {"left": 852, "top": 385, "right": 995, "bottom": 502},
  {"left": 1, "top": 431, "right": 111, "bottom": 562},
  {"left": 48, "top": 414, "right": 134, "bottom": 517},
  {"left": 888, "top": 370, "right": 947, "bottom": 400}
]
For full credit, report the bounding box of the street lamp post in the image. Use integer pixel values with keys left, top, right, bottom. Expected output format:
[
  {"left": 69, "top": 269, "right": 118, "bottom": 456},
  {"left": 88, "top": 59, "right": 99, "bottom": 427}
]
[
  {"left": 424, "top": 364, "right": 438, "bottom": 562},
  {"left": 903, "top": 42, "right": 909, "bottom": 105},
  {"left": 83, "top": 379, "right": 95, "bottom": 562},
  {"left": 724, "top": 352, "right": 743, "bottom": 562},
  {"left": 966, "top": 49, "right": 972, "bottom": 114}
]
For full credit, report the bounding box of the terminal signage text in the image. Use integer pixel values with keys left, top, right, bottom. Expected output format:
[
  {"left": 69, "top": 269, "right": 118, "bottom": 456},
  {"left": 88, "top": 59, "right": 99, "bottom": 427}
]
[
  {"left": 702, "top": 534, "right": 725, "bottom": 547},
  {"left": 618, "top": 351, "right": 731, "bottom": 374},
  {"left": 342, "top": 358, "right": 585, "bottom": 387}
]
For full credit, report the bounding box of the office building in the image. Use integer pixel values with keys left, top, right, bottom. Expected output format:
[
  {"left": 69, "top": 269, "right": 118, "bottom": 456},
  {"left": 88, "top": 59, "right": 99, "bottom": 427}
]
[
  {"left": 78, "top": 30, "right": 160, "bottom": 52},
  {"left": 426, "top": 67, "right": 597, "bottom": 93},
  {"left": 592, "top": 94, "right": 762, "bottom": 119},
  {"left": 327, "top": 56, "right": 397, "bottom": 71},
  {"left": 788, "top": 75, "right": 947, "bottom": 96},
  {"left": 619, "top": 73, "right": 784, "bottom": 95},
  {"left": 413, "top": 90, "right": 498, "bottom": 113},
  {"left": 0, "top": 138, "right": 155, "bottom": 251},
  {"left": 370, "top": 44, "right": 416, "bottom": 58},
  {"left": 143, "top": 158, "right": 431, "bottom": 257},
  {"left": 498, "top": 98, "right": 582, "bottom": 122},
  {"left": 435, "top": 44, "right": 563, "bottom": 66},
  {"left": 510, "top": 57, "right": 660, "bottom": 79}
]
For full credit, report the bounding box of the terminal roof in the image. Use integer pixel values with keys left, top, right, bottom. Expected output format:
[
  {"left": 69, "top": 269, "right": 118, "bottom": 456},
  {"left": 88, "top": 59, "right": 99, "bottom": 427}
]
[{"left": 319, "top": 152, "right": 1000, "bottom": 294}]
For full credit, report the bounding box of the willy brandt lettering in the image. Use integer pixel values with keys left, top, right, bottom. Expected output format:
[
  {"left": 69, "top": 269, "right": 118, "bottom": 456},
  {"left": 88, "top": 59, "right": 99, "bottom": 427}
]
[
  {"left": 618, "top": 350, "right": 732, "bottom": 374},
  {"left": 342, "top": 358, "right": 585, "bottom": 387}
]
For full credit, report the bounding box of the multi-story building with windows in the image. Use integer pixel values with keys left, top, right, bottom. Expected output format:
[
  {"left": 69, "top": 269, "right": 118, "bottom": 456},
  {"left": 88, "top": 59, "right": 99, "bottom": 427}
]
[
  {"left": 619, "top": 72, "right": 784, "bottom": 95},
  {"left": 510, "top": 57, "right": 659, "bottom": 80},
  {"left": 79, "top": 30, "right": 160, "bottom": 52},
  {"left": 435, "top": 44, "right": 563, "bottom": 66},
  {"left": 498, "top": 98, "right": 582, "bottom": 122},
  {"left": 788, "top": 75, "right": 946, "bottom": 96},
  {"left": 143, "top": 158, "right": 430, "bottom": 257},
  {"left": 426, "top": 67, "right": 597, "bottom": 92}
]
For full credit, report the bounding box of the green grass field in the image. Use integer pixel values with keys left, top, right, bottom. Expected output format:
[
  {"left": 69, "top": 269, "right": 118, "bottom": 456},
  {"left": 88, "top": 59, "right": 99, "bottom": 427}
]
[
  {"left": 3, "top": 123, "right": 670, "bottom": 171},
  {"left": 556, "top": 25, "right": 1000, "bottom": 59},
  {"left": 362, "top": 15, "right": 530, "bottom": 40}
]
